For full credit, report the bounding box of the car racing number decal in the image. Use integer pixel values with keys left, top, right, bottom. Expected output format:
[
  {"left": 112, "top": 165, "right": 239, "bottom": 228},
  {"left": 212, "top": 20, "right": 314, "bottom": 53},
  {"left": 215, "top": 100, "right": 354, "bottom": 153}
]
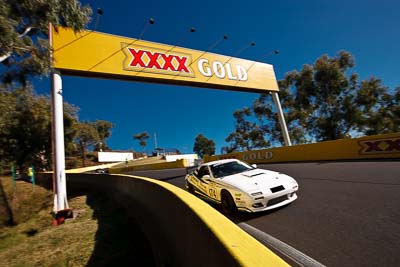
[
  {"left": 208, "top": 188, "right": 217, "bottom": 198},
  {"left": 188, "top": 175, "right": 223, "bottom": 202},
  {"left": 207, "top": 181, "right": 218, "bottom": 199}
]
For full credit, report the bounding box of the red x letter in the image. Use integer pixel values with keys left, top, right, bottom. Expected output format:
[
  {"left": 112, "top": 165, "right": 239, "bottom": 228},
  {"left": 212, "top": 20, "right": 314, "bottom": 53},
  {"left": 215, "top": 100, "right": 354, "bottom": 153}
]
[
  {"left": 384, "top": 139, "right": 400, "bottom": 152},
  {"left": 128, "top": 49, "right": 146, "bottom": 67},
  {"left": 364, "top": 141, "right": 382, "bottom": 152},
  {"left": 145, "top": 51, "right": 161, "bottom": 69},
  {"left": 161, "top": 54, "right": 176, "bottom": 71},
  {"left": 175, "top": 56, "right": 190, "bottom": 73}
]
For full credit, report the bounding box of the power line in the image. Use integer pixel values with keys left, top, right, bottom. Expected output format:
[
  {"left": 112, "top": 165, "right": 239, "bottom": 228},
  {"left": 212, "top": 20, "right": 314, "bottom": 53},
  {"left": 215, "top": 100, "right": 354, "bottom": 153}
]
[
  {"left": 139, "top": 18, "right": 155, "bottom": 39},
  {"left": 205, "top": 41, "right": 256, "bottom": 83},
  {"left": 129, "top": 26, "right": 196, "bottom": 78},
  {"left": 93, "top": 8, "right": 103, "bottom": 31},
  {"left": 87, "top": 18, "right": 156, "bottom": 71},
  {"left": 53, "top": 7, "right": 104, "bottom": 54},
  {"left": 162, "top": 27, "right": 196, "bottom": 55},
  {"left": 166, "top": 34, "right": 228, "bottom": 79},
  {"left": 233, "top": 49, "right": 279, "bottom": 88}
]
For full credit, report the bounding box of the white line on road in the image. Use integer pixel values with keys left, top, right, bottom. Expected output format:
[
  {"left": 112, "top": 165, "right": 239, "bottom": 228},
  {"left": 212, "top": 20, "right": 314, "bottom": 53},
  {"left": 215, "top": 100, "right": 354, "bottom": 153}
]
[{"left": 238, "top": 222, "right": 326, "bottom": 267}]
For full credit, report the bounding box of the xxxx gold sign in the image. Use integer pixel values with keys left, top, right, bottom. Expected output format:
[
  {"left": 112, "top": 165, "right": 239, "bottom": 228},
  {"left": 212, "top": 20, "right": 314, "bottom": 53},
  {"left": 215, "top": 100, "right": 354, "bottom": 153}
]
[
  {"left": 51, "top": 27, "right": 279, "bottom": 92},
  {"left": 358, "top": 138, "right": 400, "bottom": 155},
  {"left": 121, "top": 43, "right": 195, "bottom": 77}
]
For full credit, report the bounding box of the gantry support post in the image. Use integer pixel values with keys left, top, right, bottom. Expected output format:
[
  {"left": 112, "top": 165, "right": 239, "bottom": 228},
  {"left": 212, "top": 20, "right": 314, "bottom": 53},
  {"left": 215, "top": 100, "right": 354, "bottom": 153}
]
[{"left": 271, "top": 92, "right": 292, "bottom": 146}]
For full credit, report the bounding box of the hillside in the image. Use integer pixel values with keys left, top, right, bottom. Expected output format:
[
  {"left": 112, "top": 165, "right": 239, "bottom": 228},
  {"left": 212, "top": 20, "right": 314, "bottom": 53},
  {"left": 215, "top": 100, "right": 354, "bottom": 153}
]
[{"left": 0, "top": 177, "right": 154, "bottom": 266}]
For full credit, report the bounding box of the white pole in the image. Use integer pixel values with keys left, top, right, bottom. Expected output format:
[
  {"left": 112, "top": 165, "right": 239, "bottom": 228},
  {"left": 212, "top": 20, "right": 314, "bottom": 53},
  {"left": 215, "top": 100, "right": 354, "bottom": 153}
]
[
  {"left": 271, "top": 92, "right": 292, "bottom": 146},
  {"left": 51, "top": 72, "right": 68, "bottom": 211}
]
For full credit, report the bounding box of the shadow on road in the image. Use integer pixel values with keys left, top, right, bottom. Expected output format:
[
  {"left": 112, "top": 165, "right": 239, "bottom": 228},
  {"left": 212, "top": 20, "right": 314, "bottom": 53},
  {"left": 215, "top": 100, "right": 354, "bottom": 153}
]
[
  {"left": 192, "top": 192, "right": 289, "bottom": 224},
  {"left": 228, "top": 204, "right": 290, "bottom": 224}
]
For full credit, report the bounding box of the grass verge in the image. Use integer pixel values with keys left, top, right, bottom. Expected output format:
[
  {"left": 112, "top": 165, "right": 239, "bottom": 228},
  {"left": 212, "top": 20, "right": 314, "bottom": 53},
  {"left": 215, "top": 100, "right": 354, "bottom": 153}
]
[{"left": 0, "top": 177, "right": 155, "bottom": 266}]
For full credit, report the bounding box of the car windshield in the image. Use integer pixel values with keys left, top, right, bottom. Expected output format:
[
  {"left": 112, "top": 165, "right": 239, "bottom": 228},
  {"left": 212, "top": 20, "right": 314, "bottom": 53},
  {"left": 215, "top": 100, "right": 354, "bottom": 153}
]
[{"left": 209, "top": 161, "right": 253, "bottom": 178}]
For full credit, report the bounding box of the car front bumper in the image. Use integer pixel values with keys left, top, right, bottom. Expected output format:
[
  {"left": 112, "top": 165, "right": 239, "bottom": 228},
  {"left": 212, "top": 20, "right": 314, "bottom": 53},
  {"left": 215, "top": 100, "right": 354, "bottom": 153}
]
[{"left": 237, "top": 190, "right": 298, "bottom": 213}]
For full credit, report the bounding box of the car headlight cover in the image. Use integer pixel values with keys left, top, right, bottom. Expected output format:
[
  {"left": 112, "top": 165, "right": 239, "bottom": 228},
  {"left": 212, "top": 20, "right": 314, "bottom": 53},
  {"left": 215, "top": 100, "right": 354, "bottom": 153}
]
[{"left": 291, "top": 180, "right": 299, "bottom": 190}]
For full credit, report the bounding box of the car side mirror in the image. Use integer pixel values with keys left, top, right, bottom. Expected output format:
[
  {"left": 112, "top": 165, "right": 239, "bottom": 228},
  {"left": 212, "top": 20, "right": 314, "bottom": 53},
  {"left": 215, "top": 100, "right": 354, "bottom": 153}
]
[{"left": 251, "top": 164, "right": 257, "bottom": 168}]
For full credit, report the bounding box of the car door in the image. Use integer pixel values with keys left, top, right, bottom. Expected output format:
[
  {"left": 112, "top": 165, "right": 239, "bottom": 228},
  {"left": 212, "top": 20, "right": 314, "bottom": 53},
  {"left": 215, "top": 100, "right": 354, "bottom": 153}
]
[
  {"left": 193, "top": 166, "right": 211, "bottom": 196},
  {"left": 205, "top": 166, "right": 225, "bottom": 201},
  {"left": 192, "top": 165, "right": 221, "bottom": 201}
]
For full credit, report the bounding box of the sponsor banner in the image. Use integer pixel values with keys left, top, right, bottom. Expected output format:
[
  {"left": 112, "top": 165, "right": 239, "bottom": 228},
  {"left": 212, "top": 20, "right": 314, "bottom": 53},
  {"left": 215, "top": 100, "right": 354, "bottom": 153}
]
[
  {"left": 358, "top": 138, "right": 400, "bottom": 155},
  {"left": 51, "top": 27, "right": 279, "bottom": 92},
  {"left": 204, "top": 133, "right": 400, "bottom": 163}
]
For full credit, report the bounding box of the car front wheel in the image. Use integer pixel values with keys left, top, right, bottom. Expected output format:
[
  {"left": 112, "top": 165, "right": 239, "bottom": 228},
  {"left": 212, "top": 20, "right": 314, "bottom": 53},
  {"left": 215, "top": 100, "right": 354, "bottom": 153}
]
[{"left": 221, "top": 190, "right": 237, "bottom": 214}]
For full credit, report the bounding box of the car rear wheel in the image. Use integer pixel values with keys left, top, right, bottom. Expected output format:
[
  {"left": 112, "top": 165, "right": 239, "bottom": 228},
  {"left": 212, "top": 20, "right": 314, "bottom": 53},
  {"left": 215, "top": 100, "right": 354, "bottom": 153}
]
[{"left": 221, "top": 190, "right": 237, "bottom": 214}]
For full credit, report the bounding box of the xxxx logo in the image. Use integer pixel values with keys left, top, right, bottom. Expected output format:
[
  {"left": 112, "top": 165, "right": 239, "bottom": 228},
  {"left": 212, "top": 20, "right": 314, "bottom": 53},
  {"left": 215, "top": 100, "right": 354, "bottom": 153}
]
[
  {"left": 122, "top": 43, "right": 194, "bottom": 77},
  {"left": 358, "top": 138, "right": 400, "bottom": 154}
]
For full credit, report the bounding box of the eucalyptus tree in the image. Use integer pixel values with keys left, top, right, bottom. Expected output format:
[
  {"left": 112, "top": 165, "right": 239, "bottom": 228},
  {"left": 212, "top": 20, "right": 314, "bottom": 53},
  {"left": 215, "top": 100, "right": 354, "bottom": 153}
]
[
  {"left": 0, "top": 85, "right": 79, "bottom": 169},
  {"left": 93, "top": 120, "right": 114, "bottom": 151},
  {"left": 133, "top": 131, "right": 150, "bottom": 153},
  {"left": 224, "top": 51, "right": 398, "bottom": 151},
  {"left": 0, "top": 0, "right": 92, "bottom": 84},
  {"left": 222, "top": 108, "right": 269, "bottom": 153},
  {"left": 193, "top": 134, "right": 216, "bottom": 157},
  {"left": 0, "top": 0, "right": 92, "bottom": 168},
  {"left": 74, "top": 121, "right": 99, "bottom": 167},
  {"left": 355, "top": 81, "right": 400, "bottom": 135}
]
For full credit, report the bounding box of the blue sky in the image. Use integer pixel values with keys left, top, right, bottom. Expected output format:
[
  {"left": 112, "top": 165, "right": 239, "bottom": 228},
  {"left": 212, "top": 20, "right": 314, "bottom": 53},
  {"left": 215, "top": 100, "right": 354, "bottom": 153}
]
[{"left": 35, "top": 0, "right": 400, "bottom": 154}]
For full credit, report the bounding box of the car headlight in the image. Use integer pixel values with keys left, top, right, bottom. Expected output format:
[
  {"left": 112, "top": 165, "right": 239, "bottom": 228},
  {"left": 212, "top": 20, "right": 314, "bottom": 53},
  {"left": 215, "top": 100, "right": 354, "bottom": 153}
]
[
  {"left": 250, "top": 191, "right": 264, "bottom": 200},
  {"left": 291, "top": 180, "right": 298, "bottom": 190}
]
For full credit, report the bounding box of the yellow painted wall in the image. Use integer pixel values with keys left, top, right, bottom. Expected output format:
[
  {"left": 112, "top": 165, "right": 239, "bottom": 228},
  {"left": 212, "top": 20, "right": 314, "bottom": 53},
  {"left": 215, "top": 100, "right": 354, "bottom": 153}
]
[
  {"left": 37, "top": 172, "right": 289, "bottom": 266},
  {"left": 205, "top": 133, "right": 400, "bottom": 163},
  {"left": 109, "top": 159, "right": 189, "bottom": 173}
]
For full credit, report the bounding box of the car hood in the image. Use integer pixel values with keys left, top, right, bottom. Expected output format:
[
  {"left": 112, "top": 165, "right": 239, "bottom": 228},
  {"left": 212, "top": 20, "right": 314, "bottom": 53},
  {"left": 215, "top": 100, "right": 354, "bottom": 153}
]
[{"left": 219, "top": 169, "right": 295, "bottom": 193}]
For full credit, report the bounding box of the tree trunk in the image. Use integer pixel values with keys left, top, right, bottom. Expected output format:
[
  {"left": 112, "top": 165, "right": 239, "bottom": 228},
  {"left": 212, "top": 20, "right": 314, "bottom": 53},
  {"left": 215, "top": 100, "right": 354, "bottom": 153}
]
[{"left": 80, "top": 142, "right": 86, "bottom": 167}]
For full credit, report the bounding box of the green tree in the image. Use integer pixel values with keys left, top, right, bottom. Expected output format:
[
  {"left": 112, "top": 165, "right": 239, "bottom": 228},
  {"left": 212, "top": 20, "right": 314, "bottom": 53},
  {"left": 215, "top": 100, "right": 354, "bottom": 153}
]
[
  {"left": 193, "top": 134, "right": 216, "bottom": 158},
  {"left": 0, "top": 0, "right": 92, "bottom": 85},
  {"left": 355, "top": 81, "right": 400, "bottom": 135},
  {"left": 63, "top": 101, "right": 80, "bottom": 157},
  {"left": 0, "top": 0, "right": 92, "bottom": 169},
  {"left": 0, "top": 86, "right": 20, "bottom": 165},
  {"left": 380, "top": 86, "right": 400, "bottom": 133},
  {"left": 222, "top": 108, "right": 269, "bottom": 153},
  {"left": 133, "top": 131, "right": 150, "bottom": 153},
  {"left": 0, "top": 84, "right": 79, "bottom": 169},
  {"left": 73, "top": 121, "right": 99, "bottom": 167},
  {"left": 93, "top": 120, "right": 114, "bottom": 151},
  {"left": 226, "top": 51, "right": 399, "bottom": 151},
  {"left": 269, "top": 51, "right": 361, "bottom": 142}
]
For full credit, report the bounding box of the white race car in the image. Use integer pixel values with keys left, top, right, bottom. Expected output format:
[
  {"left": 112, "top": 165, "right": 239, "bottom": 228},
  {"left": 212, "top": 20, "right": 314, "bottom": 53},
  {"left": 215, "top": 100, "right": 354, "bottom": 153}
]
[{"left": 185, "top": 159, "right": 298, "bottom": 213}]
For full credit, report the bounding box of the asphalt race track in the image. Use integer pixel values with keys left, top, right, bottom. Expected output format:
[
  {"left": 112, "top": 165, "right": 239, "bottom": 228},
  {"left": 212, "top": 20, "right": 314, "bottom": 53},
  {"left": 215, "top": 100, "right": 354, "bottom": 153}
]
[{"left": 127, "top": 161, "right": 400, "bottom": 267}]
